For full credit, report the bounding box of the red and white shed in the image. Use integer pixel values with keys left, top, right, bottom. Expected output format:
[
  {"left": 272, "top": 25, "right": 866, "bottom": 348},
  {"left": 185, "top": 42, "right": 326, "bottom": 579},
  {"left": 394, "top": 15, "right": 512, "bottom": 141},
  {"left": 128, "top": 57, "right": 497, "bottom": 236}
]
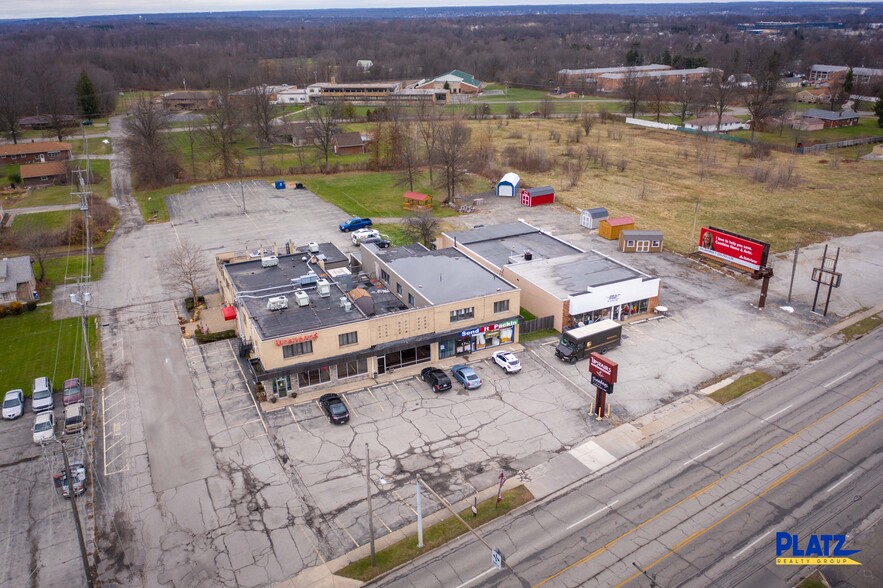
[{"left": 520, "top": 186, "right": 555, "bottom": 207}]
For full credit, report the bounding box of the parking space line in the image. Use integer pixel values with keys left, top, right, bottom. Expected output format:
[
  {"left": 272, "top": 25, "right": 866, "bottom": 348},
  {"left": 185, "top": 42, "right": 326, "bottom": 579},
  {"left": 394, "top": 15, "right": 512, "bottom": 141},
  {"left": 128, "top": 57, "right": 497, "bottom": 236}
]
[
  {"left": 391, "top": 381, "right": 407, "bottom": 401},
  {"left": 287, "top": 406, "right": 301, "bottom": 431},
  {"left": 341, "top": 395, "right": 357, "bottom": 418},
  {"left": 340, "top": 524, "right": 360, "bottom": 548},
  {"left": 102, "top": 396, "right": 126, "bottom": 413},
  {"left": 392, "top": 489, "right": 419, "bottom": 516},
  {"left": 102, "top": 409, "right": 128, "bottom": 426},
  {"left": 377, "top": 514, "right": 392, "bottom": 534},
  {"left": 367, "top": 387, "right": 378, "bottom": 402},
  {"left": 528, "top": 348, "right": 594, "bottom": 400},
  {"left": 104, "top": 436, "right": 127, "bottom": 453},
  {"left": 227, "top": 339, "right": 267, "bottom": 434}
]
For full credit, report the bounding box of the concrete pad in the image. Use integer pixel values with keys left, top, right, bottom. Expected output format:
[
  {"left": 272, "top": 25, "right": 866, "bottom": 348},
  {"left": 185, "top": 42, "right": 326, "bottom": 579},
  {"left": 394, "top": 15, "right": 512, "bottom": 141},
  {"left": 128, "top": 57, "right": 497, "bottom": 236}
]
[
  {"left": 595, "top": 423, "right": 642, "bottom": 458},
  {"left": 132, "top": 327, "right": 218, "bottom": 492},
  {"left": 570, "top": 440, "right": 619, "bottom": 472},
  {"left": 524, "top": 452, "right": 591, "bottom": 499}
]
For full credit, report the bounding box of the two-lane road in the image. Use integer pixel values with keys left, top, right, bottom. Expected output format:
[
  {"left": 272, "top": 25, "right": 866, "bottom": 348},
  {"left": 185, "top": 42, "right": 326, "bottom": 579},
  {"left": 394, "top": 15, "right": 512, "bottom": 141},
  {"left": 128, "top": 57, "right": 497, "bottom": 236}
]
[{"left": 376, "top": 329, "right": 883, "bottom": 588}]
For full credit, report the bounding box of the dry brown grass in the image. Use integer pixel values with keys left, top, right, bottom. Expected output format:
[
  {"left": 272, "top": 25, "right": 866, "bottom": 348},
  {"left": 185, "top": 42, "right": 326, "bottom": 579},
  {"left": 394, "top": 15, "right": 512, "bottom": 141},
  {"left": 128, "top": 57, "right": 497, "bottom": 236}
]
[{"left": 474, "top": 118, "right": 883, "bottom": 253}]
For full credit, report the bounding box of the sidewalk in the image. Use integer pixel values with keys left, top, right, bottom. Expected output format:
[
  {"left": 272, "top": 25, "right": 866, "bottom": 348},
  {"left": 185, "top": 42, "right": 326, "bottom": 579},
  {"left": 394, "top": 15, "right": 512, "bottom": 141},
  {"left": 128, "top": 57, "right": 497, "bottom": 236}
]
[{"left": 275, "top": 305, "right": 882, "bottom": 587}]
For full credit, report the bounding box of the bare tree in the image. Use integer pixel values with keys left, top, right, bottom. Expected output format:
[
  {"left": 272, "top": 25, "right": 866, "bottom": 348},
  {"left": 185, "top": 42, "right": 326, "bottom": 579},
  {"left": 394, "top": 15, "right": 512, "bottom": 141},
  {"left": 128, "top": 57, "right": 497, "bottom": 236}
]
[
  {"left": 707, "top": 70, "right": 737, "bottom": 133},
  {"left": 0, "top": 69, "right": 25, "bottom": 144},
  {"left": 304, "top": 104, "right": 337, "bottom": 173},
  {"left": 394, "top": 124, "right": 420, "bottom": 191},
  {"left": 435, "top": 119, "right": 472, "bottom": 205},
  {"left": 416, "top": 100, "right": 441, "bottom": 183},
  {"left": 580, "top": 111, "right": 595, "bottom": 136},
  {"left": 123, "top": 96, "right": 181, "bottom": 188},
  {"left": 621, "top": 68, "right": 645, "bottom": 118},
  {"left": 539, "top": 96, "right": 555, "bottom": 119},
  {"left": 647, "top": 78, "right": 667, "bottom": 122},
  {"left": 246, "top": 85, "right": 278, "bottom": 174},
  {"left": 167, "top": 239, "right": 209, "bottom": 317},
  {"left": 402, "top": 213, "right": 441, "bottom": 248},
  {"left": 20, "top": 227, "right": 56, "bottom": 281},
  {"left": 669, "top": 79, "right": 702, "bottom": 125},
  {"left": 35, "top": 68, "right": 77, "bottom": 141},
  {"left": 201, "top": 90, "right": 244, "bottom": 178},
  {"left": 743, "top": 49, "right": 783, "bottom": 141}
]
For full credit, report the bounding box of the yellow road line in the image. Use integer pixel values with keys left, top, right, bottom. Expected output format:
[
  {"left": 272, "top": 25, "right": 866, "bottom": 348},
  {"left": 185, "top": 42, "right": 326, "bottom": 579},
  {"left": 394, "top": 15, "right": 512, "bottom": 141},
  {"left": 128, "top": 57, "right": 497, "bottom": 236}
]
[{"left": 533, "top": 380, "right": 881, "bottom": 588}]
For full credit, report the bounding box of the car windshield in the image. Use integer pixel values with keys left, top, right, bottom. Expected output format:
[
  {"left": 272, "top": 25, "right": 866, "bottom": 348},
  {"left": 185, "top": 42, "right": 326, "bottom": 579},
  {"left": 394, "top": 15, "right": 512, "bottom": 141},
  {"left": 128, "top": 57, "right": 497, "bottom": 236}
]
[
  {"left": 35, "top": 420, "right": 52, "bottom": 432},
  {"left": 3, "top": 397, "right": 20, "bottom": 407},
  {"left": 33, "top": 390, "right": 50, "bottom": 399},
  {"left": 560, "top": 337, "right": 576, "bottom": 349},
  {"left": 66, "top": 415, "right": 83, "bottom": 424},
  {"left": 64, "top": 386, "right": 81, "bottom": 396}
]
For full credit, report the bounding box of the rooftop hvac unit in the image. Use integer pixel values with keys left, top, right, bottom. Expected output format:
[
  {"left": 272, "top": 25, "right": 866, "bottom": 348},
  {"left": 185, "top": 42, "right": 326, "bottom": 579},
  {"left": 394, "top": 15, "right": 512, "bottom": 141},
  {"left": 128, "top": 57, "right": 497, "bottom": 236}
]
[
  {"left": 316, "top": 279, "right": 331, "bottom": 298},
  {"left": 298, "top": 273, "right": 318, "bottom": 287},
  {"left": 308, "top": 242, "right": 320, "bottom": 253},
  {"left": 261, "top": 255, "right": 279, "bottom": 268},
  {"left": 344, "top": 301, "right": 353, "bottom": 312},
  {"left": 339, "top": 296, "right": 349, "bottom": 307},
  {"left": 294, "top": 290, "right": 310, "bottom": 307},
  {"left": 267, "top": 296, "right": 288, "bottom": 311}
]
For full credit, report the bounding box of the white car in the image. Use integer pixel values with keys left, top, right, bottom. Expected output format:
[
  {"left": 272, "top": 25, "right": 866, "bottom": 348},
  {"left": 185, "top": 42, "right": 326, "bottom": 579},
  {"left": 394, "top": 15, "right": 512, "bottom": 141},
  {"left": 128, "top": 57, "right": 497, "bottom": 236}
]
[
  {"left": 492, "top": 351, "right": 522, "bottom": 373},
  {"left": 2, "top": 389, "right": 24, "bottom": 419},
  {"left": 351, "top": 228, "right": 380, "bottom": 245},
  {"left": 33, "top": 412, "right": 56, "bottom": 444}
]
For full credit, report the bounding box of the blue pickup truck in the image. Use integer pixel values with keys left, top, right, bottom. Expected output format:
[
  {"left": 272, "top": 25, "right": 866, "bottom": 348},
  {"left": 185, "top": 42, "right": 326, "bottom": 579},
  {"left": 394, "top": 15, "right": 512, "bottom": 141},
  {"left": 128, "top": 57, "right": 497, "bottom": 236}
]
[{"left": 339, "top": 217, "right": 373, "bottom": 232}]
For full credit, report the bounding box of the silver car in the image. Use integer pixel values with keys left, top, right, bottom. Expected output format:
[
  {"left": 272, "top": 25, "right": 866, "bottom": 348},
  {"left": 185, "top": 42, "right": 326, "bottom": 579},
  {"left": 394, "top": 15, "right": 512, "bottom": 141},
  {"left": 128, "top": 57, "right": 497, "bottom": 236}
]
[
  {"left": 33, "top": 412, "right": 56, "bottom": 444},
  {"left": 2, "top": 389, "right": 24, "bottom": 419},
  {"left": 31, "top": 376, "right": 54, "bottom": 413}
]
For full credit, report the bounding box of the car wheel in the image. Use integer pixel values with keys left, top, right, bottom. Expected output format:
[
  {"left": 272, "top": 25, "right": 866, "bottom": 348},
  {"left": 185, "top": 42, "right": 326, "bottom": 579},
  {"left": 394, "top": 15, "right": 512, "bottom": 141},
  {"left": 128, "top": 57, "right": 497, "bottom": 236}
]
[
  {"left": 344, "top": 227, "right": 350, "bottom": 232},
  {"left": 600, "top": 346, "right": 608, "bottom": 354}
]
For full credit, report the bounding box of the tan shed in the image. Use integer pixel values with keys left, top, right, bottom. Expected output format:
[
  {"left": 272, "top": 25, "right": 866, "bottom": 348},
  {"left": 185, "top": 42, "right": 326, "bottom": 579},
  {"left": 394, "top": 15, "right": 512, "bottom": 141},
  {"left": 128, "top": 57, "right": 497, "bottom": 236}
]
[
  {"left": 598, "top": 216, "right": 635, "bottom": 240},
  {"left": 619, "top": 230, "right": 663, "bottom": 253}
]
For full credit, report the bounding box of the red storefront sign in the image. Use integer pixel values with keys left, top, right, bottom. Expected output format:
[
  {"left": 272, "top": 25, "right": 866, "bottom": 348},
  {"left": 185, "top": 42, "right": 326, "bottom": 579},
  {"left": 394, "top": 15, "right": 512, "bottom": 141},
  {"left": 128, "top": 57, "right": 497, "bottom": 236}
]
[
  {"left": 589, "top": 352, "right": 618, "bottom": 384},
  {"left": 275, "top": 332, "right": 319, "bottom": 347}
]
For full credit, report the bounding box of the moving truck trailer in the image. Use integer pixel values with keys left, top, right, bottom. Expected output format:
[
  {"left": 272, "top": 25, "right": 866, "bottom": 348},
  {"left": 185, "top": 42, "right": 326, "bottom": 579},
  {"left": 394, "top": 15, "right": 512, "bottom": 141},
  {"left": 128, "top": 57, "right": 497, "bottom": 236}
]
[{"left": 555, "top": 319, "right": 622, "bottom": 363}]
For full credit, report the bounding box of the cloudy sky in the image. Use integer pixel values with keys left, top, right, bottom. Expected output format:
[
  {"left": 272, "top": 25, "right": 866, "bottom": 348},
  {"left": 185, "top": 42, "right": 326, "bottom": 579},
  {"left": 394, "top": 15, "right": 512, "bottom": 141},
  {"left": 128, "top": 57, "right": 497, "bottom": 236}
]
[{"left": 0, "top": 1, "right": 812, "bottom": 21}]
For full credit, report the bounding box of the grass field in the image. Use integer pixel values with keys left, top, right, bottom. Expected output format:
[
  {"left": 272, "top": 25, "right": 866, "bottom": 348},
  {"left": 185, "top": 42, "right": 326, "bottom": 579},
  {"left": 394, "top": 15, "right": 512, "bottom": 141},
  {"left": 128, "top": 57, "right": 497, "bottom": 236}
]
[
  {"left": 71, "top": 136, "right": 113, "bottom": 156},
  {"left": 709, "top": 371, "right": 774, "bottom": 404},
  {"left": 476, "top": 117, "right": 883, "bottom": 254},
  {"left": 38, "top": 255, "right": 105, "bottom": 302},
  {"left": 0, "top": 306, "right": 98, "bottom": 395},
  {"left": 297, "top": 171, "right": 487, "bottom": 218},
  {"left": 1, "top": 159, "right": 113, "bottom": 209},
  {"left": 731, "top": 117, "right": 883, "bottom": 147},
  {"left": 133, "top": 183, "right": 195, "bottom": 222},
  {"left": 7, "top": 210, "right": 75, "bottom": 235}
]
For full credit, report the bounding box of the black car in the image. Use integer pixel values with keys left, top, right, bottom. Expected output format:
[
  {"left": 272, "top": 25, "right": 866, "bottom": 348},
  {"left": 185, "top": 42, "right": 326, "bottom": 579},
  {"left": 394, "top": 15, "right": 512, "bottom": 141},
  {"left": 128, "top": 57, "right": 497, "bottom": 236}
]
[
  {"left": 360, "top": 235, "right": 392, "bottom": 248},
  {"left": 319, "top": 393, "right": 350, "bottom": 424},
  {"left": 420, "top": 367, "right": 452, "bottom": 393}
]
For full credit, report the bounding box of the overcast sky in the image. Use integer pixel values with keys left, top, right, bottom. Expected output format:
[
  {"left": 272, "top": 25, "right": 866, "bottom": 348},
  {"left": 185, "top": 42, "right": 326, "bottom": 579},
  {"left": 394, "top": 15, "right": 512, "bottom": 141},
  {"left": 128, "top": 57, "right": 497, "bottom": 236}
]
[{"left": 0, "top": 1, "right": 830, "bottom": 21}]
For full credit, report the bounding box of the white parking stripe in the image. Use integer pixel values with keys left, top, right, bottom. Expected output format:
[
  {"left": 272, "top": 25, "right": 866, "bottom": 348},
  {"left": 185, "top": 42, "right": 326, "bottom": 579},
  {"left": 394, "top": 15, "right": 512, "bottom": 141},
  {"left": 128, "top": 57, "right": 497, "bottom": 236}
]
[{"left": 288, "top": 406, "right": 301, "bottom": 431}]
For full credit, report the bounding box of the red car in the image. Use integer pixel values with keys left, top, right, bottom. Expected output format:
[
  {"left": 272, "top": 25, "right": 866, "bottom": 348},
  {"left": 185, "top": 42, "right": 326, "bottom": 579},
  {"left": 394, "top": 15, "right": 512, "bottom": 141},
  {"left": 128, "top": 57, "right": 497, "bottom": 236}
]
[{"left": 62, "top": 378, "right": 84, "bottom": 406}]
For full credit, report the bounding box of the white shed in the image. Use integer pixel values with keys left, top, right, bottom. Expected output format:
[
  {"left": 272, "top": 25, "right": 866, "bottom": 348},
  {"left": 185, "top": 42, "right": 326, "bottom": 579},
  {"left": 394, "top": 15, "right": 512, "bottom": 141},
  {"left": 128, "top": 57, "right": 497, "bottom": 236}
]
[
  {"left": 580, "top": 207, "right": 609, "bottom": 229},
  {"left": 496, "top": 173, "right": 521, "bottom": 197}
]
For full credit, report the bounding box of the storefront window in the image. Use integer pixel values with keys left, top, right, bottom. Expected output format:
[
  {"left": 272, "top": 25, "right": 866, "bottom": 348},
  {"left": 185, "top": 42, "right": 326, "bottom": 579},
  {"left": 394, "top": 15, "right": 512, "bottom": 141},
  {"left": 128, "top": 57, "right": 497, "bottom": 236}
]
[
  {"left": 298, "top": 365, "right": 331, "bottom": 388},
  {"left": 271, "top": 375, "right": 291, "bottom": 397},
  {"left": 336, "top": 357, "right": 368, "bottom": 379},
  {"left": 439, "top": 337, "right": 457, "bottom": 359},
  {"left": 382, "top": 345, "right": 432, "bottom": 369}
]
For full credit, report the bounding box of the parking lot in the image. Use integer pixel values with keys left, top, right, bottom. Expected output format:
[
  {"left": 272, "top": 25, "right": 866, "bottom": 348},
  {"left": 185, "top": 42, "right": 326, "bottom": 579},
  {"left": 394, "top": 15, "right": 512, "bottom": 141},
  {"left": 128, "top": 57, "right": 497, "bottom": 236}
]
[
  {"left": 79, "top": 178, "right": 882, "bottom": 586},
  {"left": 0, "top": 388, "right": 94, "bottom": 587}
]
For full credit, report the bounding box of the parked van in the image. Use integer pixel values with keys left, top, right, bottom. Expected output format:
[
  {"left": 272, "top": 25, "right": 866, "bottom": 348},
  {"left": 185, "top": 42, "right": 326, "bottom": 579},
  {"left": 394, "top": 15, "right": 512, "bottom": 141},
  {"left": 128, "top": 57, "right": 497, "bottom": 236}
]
[
  {"left": 63, "top": 403, "right": 88, "bottom": 435},
  {"left": 31, "top": 377, "right": 54, "bottom": 413}
]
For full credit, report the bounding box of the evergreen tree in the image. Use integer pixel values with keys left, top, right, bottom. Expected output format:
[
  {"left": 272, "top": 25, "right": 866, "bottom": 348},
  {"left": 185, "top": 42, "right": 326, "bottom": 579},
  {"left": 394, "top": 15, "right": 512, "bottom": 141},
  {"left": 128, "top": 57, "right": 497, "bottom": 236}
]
[
  {"left": 844, "top": 68, "right": 854, "bottom": 94},
  {"left": 874, "top": 94, "right": 883, "bottom": 129},
  {"left": 75, "top": 70, "right": 100, "bottom": 120}
]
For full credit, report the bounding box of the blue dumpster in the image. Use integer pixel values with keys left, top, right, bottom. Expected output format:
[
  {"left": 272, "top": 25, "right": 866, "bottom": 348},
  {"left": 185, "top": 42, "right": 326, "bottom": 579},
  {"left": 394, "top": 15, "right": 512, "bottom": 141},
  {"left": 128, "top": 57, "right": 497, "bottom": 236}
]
[{"left": 274, "top": 180, "right": 286, "bottom": 190}]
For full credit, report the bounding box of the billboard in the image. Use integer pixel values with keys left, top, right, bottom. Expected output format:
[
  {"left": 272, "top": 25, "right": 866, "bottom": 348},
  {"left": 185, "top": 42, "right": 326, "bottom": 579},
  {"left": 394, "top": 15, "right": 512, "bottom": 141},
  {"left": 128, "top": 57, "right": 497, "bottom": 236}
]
[
  {"left": 589, "top": 352, "right": 618, "bottom": 383},
  {"left": 698, "top": 227, "right": 770, "bottom": 271}
]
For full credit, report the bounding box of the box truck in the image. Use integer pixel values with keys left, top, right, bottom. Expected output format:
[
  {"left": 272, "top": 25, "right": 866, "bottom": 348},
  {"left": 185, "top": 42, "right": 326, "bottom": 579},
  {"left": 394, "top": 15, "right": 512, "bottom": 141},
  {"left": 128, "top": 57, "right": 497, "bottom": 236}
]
[{"left": 555, "top": 319, "right": 622, "bottom": 363}]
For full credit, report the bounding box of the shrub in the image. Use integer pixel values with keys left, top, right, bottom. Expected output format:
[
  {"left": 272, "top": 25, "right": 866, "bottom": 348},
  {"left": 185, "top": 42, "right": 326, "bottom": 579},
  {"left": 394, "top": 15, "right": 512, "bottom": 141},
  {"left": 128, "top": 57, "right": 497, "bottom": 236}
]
[
  {"left": 194, "top": 329, "right": 237, "bottom": 344},
  {"left": 185, "top": 295, "right": 206, "bottom": 311},
  {"left": 26, "top": 301, "right": 38, "bottom": 311},
  {"left": 8, "top": 301, "right": 24, "bottom": 315},
  {"left": 0, "top": 305, "right": 7, "bottom": 318}
]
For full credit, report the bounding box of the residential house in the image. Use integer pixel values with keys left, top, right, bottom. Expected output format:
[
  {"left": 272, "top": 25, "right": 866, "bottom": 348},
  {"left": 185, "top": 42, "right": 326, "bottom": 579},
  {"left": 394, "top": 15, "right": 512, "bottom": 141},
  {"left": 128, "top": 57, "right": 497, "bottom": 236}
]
[
  {"left": 413, "top": 70, "right": 482, "bottom": 94},
  {"left": 801, "top": 109, "right": 859, "bottom": 129},
  {"left": 277, "top": 122, "right": 319, "bottom": 146},
  {"left": 356, "top": 60, "right": 374, "bottom": 72},
  {"left": 780, "top": 76, "right": 804, "bottom": 88},
  {"left": 0, "top": 142, "right": 72, "bottom": 165},
  {"left": 796, "top": 88, "right": 831, "bottom": 104},
  {"left": 162, "top": 91, "right": 216, "bottom": 111},
  {"left": 20, "top": 161, "right": 68, "bottom": 187},
  {"left": 0, "top": 256, "right": 37, "bottom": 306},
  {"left": 18, "top": 115, "right": 79, "bottom": 130},
  {"left": 684, "top": 114, "right": 746, "bottom": 132},
  {"left": 331, "top": 132, "right": 366, "bottom": 155}
]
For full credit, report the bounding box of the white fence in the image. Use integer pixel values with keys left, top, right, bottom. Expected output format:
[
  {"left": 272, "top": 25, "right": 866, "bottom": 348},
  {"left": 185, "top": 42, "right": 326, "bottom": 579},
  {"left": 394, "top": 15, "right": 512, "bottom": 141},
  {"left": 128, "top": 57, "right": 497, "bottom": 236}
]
[{"left": 625, "top": 117, "right": 680, "bottom": 131}]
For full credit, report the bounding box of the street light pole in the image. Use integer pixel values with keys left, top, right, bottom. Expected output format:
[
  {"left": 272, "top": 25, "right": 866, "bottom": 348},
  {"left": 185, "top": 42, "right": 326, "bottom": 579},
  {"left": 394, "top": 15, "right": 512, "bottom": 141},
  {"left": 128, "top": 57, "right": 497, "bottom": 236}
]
[
  {"left": 237, "top": 160, "right": 246, "bottom": 214},
  {"left": 58, "top": 439, "right": 95, "bottom": 588}
]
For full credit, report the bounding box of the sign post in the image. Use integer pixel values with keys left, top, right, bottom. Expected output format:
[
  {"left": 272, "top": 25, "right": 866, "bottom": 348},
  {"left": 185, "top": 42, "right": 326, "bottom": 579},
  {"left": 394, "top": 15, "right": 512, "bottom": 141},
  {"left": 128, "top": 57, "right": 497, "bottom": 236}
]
[
  {"left": 496, "top": 471, "right": 507, "bottom": 507},
  {"left": 491, "top": 548, "right": 503, "bottom": 570},
  {"left": 589, "top": 353, "right": 618, "bottom": 420}
]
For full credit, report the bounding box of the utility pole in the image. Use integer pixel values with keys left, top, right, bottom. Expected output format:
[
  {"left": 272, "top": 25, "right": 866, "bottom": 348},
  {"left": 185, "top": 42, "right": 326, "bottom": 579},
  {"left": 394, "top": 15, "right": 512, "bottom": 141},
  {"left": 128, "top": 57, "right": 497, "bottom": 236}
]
[
  {"left": 416, "top": 474, "right": 424, "bottom": 548},
  {"left": 237, "top": 160, "right": 246, "bottom": 214},
  {"left": 69, "top": 283, "right": 94, "bottom": 380},
  {"left": 689, "top": 200, "right": 701, "bottom": 253},
  {"left": 59, "top": 439, "right": 95, "bottom": 588},
  {"left": 787, "top": 241, "right": 800, "bottom": 304},
  {"left": 366, "top": 443, "right": 376, "bottom": 566}
]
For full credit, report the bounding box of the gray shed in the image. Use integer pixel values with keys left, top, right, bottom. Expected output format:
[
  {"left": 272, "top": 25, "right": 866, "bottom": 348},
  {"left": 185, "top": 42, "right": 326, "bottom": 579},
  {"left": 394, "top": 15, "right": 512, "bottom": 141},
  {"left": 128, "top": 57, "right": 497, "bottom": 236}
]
[
  {"left": 619, "top": 230, "right": 664, "bottom": 253},
  {"left": 580, "top": 207, "right": 609, "bottom": 230}
]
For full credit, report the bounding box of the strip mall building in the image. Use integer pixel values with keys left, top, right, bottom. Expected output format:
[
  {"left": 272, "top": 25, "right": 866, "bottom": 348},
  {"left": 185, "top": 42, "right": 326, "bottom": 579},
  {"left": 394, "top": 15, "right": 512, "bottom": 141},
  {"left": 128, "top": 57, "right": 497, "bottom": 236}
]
[{"left": 216, "top": 242, "right": 521, "bottom": 398}]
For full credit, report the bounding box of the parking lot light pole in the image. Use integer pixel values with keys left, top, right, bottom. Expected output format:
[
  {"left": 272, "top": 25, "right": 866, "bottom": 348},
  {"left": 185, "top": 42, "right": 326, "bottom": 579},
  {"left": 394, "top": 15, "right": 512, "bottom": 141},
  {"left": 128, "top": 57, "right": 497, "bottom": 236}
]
[
  {"left": 58, "top": 439, "right": 95, "bottom": 588},
  {"left": 366, "top": 442, "right": 376, "bottom": 566},
  {"left": 236, "top": 160, "right": 246, "bottom": 213}
]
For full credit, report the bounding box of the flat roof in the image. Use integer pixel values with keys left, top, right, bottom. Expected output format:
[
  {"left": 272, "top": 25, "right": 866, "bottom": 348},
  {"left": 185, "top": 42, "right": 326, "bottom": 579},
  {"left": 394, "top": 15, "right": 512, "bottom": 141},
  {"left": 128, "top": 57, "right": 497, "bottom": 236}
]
[
  {"left": 225, "top": 246, "right": 370, "bottom": 340},
  {"left": 444, "top": 221, "right": 582, "bottom": 268},
  {"left": 505, "top": 251, "right": 653, "bottom": 299},
  {"left": 374, "top": 246, "right": 517, "bottom": 304}
]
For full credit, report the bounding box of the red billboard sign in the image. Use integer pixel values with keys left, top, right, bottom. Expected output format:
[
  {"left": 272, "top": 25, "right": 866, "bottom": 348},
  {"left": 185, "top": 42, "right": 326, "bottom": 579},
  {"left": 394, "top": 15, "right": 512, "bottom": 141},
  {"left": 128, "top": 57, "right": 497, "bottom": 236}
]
[
  {"left": 698, "top": 227, "right": 769, "bottom": 271},
  {"left": 589, "top": 353, "right": 618, "bottom": 384}
]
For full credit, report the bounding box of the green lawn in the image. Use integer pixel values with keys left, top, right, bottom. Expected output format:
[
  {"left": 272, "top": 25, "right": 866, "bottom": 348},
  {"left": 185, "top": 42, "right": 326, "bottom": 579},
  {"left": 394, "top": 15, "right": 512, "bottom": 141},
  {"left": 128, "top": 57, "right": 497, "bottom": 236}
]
[
  {"left": 372, "top": 223, "right": 416, "bottom": 246},
  {"left": 37, "top": 255, "right": 105, "bottom": 302},
  {"left": 731, "top": 117, "right": 883, "bottom": 147},
  {"left": 71, "top": 136, "right": 113, "bottom": 156},
  {"left": 839, "top": 313, "right": 882, "bottom": 341},
  {"left": 298, "top": 171, "right": 483, "bottom": 218},
  {"left": 2, "top": 159, "right": 112, "bottom": 209},
  {"left": 133, "top": 183, "right": 196, "bottom": 222},
  {"left": 709, "top": 371, "right": 774, "bottom": 404},
  {"left": 478, "top": 85, "right": 550, "bottom": 101},
  {"left": 0, "top": 306, "right": 98, "bottom": 395},
  {"left": 7, "top": 210, "right": 74, "bottom": 236}
]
